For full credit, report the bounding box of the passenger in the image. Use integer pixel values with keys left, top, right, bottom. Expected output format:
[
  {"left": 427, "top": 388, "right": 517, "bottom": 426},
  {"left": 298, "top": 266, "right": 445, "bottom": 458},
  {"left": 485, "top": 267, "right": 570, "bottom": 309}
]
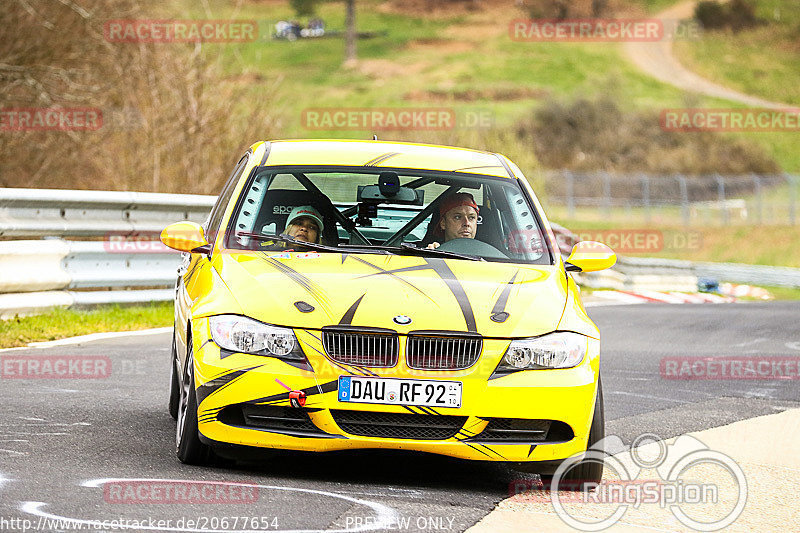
[
  {"left": 283, "top": 205, "right": 323, "bottom": 244},
  {"left": 259, "top": 205, "right": 324, "bottom": 250},
  {"left": 427, "top": 192, "right": 479, "bottom": 249}
]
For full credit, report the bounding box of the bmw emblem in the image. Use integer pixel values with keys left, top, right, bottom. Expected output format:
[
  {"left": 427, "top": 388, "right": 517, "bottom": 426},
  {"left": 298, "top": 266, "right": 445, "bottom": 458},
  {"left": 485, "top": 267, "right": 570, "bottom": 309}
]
[{"left": 393, "top": 315, "right": 412, "bottom": 325}]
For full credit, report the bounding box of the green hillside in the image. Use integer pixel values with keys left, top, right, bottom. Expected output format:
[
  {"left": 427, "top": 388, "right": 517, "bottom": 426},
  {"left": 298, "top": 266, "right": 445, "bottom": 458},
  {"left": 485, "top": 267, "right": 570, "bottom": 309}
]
[{"left": 160, "top": 0, "right": 798, "bottom": 173}]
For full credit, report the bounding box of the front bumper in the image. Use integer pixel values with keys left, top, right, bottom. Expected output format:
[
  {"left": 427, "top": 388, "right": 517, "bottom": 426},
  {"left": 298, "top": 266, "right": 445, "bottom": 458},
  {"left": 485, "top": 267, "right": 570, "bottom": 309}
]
[{"left": 190, "top": 318, "right": 600, "bottom": 463}]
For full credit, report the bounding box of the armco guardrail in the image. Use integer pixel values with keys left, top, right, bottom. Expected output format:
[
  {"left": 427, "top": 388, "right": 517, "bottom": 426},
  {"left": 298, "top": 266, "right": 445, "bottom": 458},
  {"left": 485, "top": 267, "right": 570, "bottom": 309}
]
[
  {"left": 2, "top": 187, "right": 800, "bottom": 318},
  {"left": 576, "top": 256, "right": 800, "bottom": 291},
  {"left": 0, "top": 187, "right": 212, "bottom": 318},
  {"left": 0, "top": 238, "right": 183, "bottom": 319},
  {"left": 0, "top": 187, "right": 214, "bottom": 237},
  {"left": 620, "top": 256, "right": 800, "bottom": 288}
]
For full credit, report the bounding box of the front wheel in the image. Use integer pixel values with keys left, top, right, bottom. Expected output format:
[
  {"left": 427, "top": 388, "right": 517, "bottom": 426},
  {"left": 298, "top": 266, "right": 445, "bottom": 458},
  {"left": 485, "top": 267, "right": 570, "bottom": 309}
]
[
  {"left": 168, "top": 331, "right": 179, "bottom": 420},
  {"left": 555, "top": 378, "right": 605, "bottom": 488},
  {"left": 513, "top": 378, "right": 605, "bottom": 486},
  {"left": 175, "top": 336, "right": 211, "bottom": 465}
]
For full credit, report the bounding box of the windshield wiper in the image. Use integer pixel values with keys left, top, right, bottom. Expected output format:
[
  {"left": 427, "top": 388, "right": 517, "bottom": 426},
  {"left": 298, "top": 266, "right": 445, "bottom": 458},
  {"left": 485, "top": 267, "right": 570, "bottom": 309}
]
[
  {"left": 397, "top": 243, "right": 483, "bottom": 261},
  {"left": 338, "top": 242, "right": 482, "bottom": 261},
  {"left": 235, "top": 232, "right": 393, "bottom": 255},
  {"left": 235, "top": 232, "right": 343, "bottom": 253}
]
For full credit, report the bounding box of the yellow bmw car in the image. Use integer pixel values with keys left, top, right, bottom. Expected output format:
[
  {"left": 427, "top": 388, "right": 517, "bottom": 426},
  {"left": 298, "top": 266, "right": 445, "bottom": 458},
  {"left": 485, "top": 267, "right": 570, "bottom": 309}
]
[{"left": 161, "top": 139, "right": 616, "bottom": 482}]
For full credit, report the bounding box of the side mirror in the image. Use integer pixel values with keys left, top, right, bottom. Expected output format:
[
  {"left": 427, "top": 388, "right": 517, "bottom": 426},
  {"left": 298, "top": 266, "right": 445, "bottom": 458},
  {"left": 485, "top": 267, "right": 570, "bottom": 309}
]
[
  {"left": 160, "top": 221, "right": 210, "bottom": 253},
  {"left": 564, "top": 241, "right": 616, "bottom": 273}
]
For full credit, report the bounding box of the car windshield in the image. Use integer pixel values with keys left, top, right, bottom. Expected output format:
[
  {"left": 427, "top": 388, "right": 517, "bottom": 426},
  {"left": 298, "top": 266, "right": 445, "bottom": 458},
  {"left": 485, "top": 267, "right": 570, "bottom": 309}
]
[{"left": 224, "top": 166, "right": 553, "bottom": 265}]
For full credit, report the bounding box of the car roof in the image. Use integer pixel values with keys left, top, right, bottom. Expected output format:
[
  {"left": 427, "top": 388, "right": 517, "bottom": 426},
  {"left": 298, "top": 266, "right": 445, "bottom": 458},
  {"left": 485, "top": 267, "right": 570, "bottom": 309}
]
[{"left": 260, "top": 139, "right": 514, "bottom": 179}]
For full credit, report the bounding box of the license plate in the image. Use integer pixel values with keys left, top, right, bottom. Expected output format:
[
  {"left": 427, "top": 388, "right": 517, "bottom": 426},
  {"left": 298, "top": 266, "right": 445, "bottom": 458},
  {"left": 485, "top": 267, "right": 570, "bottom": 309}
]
[{"left": 338, "top": 376, "right": 462, "bottom": 408}]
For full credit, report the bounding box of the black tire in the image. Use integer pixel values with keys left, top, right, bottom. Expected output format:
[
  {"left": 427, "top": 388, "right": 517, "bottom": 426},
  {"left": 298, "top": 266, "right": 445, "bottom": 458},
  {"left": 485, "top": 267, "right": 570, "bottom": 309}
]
[
  {"left": 175, "top": 335, "right": 211, "bottom": 465},
  {"left": 513, "top": 378, "right": 605, "bottom": 486},
  {"left": 168, "top": 331, "right": 179, "bottom": 421},
  {"left": 556, "top": 378, "right": 605, "bottom": 489}
]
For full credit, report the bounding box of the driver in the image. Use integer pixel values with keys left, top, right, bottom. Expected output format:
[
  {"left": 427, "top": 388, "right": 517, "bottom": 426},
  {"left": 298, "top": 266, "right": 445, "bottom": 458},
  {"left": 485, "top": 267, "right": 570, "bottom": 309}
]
[{"left": 427, "top": 192, "right": 479, "bottom": 249}]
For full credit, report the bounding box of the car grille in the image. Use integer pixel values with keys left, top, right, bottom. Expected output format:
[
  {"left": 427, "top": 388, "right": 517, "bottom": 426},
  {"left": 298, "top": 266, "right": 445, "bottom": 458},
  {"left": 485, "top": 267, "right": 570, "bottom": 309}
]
[
  {"left": 406, "top": 332, "right": 483, "bottom": 370},
  {"left": 330, "top": 410, "right": 467, "bottom": 440},
  {"left": 472, "top": 418, "right": 574, "bottom": 443},
  {"left": 322, "top": 327, "right": 399, "bottom": 367}
]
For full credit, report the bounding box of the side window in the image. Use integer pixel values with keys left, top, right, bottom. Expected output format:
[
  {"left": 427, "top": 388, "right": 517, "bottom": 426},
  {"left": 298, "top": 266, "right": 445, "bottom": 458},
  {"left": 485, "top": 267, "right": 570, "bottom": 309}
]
[
  {"left": 206, "top": 154, "right": 249, "bottom": 246},
  {"left": 501, "top": 183, "right": 546, "bottom": 262}
]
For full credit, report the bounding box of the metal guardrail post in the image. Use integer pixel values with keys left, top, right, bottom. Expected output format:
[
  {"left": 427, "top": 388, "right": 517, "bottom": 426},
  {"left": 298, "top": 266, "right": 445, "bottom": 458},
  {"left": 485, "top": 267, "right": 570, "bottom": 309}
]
[
  {"left": 566, "top": 170, "right": 575, "bottom": 219},
  {"left": 714, "top": 174, "right": 728, "bottom": 226},
  {"left": 752, "top": 173, "right": 762, "bottom": 225},
  {"left": 677, "top": 175, "right": 689, "bottom": 226},
  {"left": 602, "top": 171, "right": 611, "bottom": 218}
]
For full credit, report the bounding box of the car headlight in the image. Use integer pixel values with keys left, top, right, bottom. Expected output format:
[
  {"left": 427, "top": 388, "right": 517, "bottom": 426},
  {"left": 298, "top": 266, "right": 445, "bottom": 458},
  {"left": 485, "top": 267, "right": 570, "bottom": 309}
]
[
  {"left": 209, "top": 315, "right": 305, "bottom": 360},
  {"left": 499, "top": 332, "right": 587, "bottom": 371}
]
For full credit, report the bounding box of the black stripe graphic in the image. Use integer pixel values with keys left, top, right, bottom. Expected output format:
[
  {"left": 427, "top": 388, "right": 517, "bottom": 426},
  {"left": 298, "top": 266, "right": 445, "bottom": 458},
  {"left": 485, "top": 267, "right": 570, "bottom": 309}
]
[
  {"left": 359, "top": 257, "right": 477, "bottom": 332},
  {"left": 249, "top": 379, "right": 338, "bottom": 404},
  {"left": 339, "top": 294, "right": 365, "bottom": 325},
  {"left": 353, "top": 365, "right": 380, "bottom": 377},
  {"left": 258, "top": 254, "right": 332, "bottom": 316},
  {"left": 300, "top": 333, "right": 367, "bottom": 376},
  {"left": 478, "top": 444, "right": 505, "bottom": 459},
  {"left": 462, "top": 442, "right": 492, "bottom": 458},
  {"left": 196, "top": 365, "right": 262, "bottom": 404},
  {"left": 364, "top": 152, "right": 400, "bottom": 166},
  {"left": 490, "top": 270, "right": 519, "bottom": 323},
  {"left": 348, "top": 255, "right": 430, "bottom": 298},
  {"left": 528, "top": 444, "right": 537, "bottom": 457},
  {"left": 423, "top": 258, "right": 477, "bottom": 332}
]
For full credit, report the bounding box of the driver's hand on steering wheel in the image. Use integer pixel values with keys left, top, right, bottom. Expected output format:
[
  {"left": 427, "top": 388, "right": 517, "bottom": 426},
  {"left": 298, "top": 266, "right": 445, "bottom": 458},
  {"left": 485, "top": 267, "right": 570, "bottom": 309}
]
[{"left": 426, "top": 242, "right": 440, "bottom": 249}]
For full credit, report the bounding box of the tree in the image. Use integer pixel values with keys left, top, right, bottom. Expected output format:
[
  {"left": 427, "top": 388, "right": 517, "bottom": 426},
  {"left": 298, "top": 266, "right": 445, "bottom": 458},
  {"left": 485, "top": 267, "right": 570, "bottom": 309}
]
[
  {"left": 344, "top": 0, "right": 357, "bottom": 65},
  {"left": 291, "top": 0, "right": 317, "bottom": 17}
]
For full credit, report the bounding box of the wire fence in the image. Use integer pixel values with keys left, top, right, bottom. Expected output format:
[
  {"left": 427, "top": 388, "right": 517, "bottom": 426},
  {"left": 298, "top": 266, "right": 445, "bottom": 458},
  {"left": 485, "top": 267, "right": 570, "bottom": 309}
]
[{"left": 543, "top": 171, "right": 799, "bottom": 225}]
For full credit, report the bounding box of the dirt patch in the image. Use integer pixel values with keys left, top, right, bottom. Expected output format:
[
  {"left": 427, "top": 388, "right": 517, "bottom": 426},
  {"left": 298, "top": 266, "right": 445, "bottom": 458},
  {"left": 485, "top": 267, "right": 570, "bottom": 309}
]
[
  {"left": 405, "top": 86, "right": 549, "bottom": 102},
  {"left": 226, "top": 72, "right": 268, "bottom": 84},
  {"left": 377, "top": 0, "right": 490, "bottom": 18},
  {"left": 356, "top": 58, "right": 431, "bottom": 79},
  {"left": 405, "top": 38, "right": 475, "bottom": 53}
]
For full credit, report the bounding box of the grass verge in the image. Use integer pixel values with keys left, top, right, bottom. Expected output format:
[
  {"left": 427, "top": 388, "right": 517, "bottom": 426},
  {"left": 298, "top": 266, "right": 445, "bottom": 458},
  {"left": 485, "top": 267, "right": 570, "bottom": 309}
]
[
  {"left": 0, "top": 303, "right": 172, "bottom": 349},
  {"left": 673, "top": 0, "right": 800, "bottom": 106},
  {"left": 756, "top": 285, "right": 800, "bottom": 301},
  {"left": 554, "top": 219, "right": 800, "bottom": 267}
]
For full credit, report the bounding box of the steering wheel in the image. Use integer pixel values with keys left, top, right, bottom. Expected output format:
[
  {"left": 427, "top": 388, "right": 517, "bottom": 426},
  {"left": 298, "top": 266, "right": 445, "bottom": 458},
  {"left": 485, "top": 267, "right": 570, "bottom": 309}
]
[{"left": 437, "top": 238, "right": 508, "bottom": 259}]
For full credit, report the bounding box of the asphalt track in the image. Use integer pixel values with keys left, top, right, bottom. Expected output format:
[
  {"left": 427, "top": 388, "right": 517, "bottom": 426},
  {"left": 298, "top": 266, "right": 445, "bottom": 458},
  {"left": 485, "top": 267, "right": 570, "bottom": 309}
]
[{"left": 0, "top": 302, "right": 798, "bottom": 532}]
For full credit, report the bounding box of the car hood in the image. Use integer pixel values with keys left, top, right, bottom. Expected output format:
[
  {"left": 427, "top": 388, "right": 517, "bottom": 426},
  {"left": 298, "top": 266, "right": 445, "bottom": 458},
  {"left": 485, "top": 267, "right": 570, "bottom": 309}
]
[{"left": 211, "top": 251, "right": 568, "bottom": 338}]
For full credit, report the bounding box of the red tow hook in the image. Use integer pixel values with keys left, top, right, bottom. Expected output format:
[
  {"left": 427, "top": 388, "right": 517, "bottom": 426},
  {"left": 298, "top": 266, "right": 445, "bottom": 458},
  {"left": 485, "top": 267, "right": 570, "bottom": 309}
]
[{"left": 289, "top": 390, "right": 306, "bottom": 408}]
